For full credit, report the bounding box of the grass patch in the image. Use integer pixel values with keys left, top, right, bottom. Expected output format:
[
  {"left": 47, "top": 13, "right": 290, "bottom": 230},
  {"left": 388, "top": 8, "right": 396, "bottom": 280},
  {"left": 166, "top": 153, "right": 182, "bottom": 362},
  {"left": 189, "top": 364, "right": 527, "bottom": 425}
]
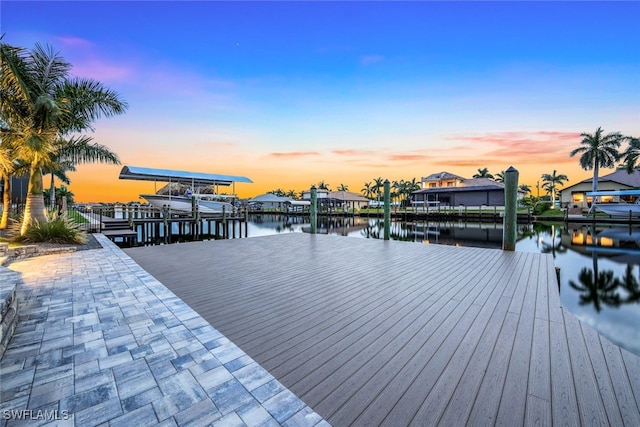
[{"left": 67, "top": 210, "right": 89, "bottom": 224}]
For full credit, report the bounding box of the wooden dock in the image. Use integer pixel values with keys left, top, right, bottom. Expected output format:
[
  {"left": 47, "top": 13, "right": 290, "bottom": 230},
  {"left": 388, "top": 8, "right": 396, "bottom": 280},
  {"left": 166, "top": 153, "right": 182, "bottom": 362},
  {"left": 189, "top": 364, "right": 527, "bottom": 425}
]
[{"left": 124, "top": 233, "right": 640, "bottom": 426}]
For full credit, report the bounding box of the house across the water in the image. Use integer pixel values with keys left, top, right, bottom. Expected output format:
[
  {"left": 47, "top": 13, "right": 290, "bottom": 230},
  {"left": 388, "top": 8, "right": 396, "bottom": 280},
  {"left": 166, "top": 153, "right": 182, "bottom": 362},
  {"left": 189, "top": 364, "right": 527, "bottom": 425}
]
[
  {"left": 560, "top": 169, "right": 640, "bottom": 210},
  {"left": 411, "top": 171, "right": 520, "bottom": 208}
]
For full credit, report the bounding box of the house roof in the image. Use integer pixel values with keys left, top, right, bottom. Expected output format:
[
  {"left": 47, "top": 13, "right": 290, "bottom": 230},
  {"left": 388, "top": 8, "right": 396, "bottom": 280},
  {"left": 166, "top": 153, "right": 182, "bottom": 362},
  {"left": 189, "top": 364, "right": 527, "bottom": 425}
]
[
  {"left": 248, "top": 193, "right": 293, "bottom": 203},
  {"left": 561, "top": 169, "right": 640, "bottom": 192},
  {"left": 413, "top": 177, "right": 506, "bottom": 194},
  {"left": 421, "top": 171, "right": 466, "bottom": 181},
  {"left": 327, "top": 191, "right": 370, "bottom": 202}
]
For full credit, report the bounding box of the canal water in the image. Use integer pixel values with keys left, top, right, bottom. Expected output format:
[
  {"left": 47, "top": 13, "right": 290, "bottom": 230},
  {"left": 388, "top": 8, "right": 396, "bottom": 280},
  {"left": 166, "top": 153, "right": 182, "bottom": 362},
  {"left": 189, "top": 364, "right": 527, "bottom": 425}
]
[{"left": 239, "top": 214, "right": 640, "bottom": 357}]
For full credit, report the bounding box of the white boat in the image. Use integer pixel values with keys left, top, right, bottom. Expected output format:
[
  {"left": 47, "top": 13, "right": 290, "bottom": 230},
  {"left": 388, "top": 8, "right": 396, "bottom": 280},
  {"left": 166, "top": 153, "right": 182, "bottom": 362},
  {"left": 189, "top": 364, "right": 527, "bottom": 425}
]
[
  {"left": 587, "top": 190, "right": 640, "bottom": 217},
  {"left": 140, "top": 194, "right": 233, "bottom": 215}
]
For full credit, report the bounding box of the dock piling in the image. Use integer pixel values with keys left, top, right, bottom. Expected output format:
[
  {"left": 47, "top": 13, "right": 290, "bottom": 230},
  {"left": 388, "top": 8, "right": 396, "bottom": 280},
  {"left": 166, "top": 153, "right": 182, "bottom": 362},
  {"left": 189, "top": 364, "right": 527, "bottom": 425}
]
[
  {"left": 384, "top": 179, "right": 391, "bottom": 240},
  {"left": 503, "top": 166, "right": 518, "bottom": 251}
]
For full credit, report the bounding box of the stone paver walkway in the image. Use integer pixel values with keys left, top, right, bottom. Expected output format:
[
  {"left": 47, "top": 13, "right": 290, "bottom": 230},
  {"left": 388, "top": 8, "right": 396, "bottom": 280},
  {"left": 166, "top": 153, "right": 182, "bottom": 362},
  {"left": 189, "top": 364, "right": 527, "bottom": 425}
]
[{"left": 0, "top": 234, "right": 327, "bottom": 426}]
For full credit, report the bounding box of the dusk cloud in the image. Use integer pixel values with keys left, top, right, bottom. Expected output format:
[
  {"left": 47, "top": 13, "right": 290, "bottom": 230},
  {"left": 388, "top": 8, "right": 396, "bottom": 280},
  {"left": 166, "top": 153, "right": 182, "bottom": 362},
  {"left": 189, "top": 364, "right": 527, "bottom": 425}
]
[{"left": 268, "top": 151, "right": 321, "bottom": 158}]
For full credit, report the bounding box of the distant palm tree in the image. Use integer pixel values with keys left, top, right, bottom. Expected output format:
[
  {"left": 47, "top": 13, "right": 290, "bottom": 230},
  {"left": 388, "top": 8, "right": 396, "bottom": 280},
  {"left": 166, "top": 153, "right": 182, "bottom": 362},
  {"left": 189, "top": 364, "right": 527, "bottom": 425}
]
[
  {"left": 361, "top": 182, "right": 373, "bottom": 199},
  {"left": 541, "top": 170, "right": 569, "bottom": 209},
  {"left": 317, "top": 180, "right": 330, "bottom": 190},
  {"left": 519, "top": 184, "right": 532, "bottom": 195},
  {"left": 570, "top": 127, "right": 623, "bottom": 194},
  {"left": 494, "top": 171, "right": 505, "bottom": 183},
  {"left": 473, "top": 168, "right": 494, "bottom": 179},
  {"left": 285, "top": 189, "right": 298, "bottom": 199},
  {"left": 337, "top": 183, "right": 348, "bottom": 192},
  {"left": 373, "top": 177, "right": 384, "bottom": 202}
]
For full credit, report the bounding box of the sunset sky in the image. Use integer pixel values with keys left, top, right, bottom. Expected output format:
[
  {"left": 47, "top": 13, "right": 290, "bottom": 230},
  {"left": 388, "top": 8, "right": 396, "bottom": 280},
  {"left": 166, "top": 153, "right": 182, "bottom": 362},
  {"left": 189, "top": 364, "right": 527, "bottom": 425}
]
[{"left": 2, "top": 1, "right": 639, "bottom": 202}]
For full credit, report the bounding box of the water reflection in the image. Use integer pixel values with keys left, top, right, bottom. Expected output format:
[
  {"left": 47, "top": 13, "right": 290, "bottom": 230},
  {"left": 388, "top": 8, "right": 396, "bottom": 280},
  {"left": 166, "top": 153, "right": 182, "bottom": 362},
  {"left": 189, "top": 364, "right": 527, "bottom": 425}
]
[{"left": 244, "top": 215, "right": 640, "bottom": 356}]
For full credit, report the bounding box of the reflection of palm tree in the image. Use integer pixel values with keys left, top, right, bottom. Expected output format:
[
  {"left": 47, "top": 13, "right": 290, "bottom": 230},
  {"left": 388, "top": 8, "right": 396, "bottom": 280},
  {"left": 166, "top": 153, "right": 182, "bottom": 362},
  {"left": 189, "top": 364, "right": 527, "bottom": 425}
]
[
  {"left": 539, "top": 224, "right": 567, "bottom": 258},
  {"left": 568, "top": 268, "right": 622, "bottom": 312},
  {"left": 620, "top": 264, "right": 640, "bottom": 304}
]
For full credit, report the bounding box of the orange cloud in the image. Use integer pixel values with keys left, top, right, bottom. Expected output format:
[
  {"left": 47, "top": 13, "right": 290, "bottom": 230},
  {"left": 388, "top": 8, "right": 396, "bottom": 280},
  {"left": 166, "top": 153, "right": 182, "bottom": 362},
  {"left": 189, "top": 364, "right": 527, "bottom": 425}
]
[
  {"left": 388, "top": 153, "right": 431, "bottom": 162},
  {"left": 443, "top": 130, "right": 580, "bottom": 164},
  {"left": 268, "top": 151, "right": 321, "bottom": 158},
  {"left": 331, "top": 149, "right": 377, "bottom": 156}
]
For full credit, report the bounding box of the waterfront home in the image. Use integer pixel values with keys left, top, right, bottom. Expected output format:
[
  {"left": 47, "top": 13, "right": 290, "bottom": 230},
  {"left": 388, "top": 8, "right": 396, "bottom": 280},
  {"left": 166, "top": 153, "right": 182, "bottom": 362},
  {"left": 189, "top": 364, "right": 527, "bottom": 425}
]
[
  {"left": 248, "top": 193, "right": 294, "bottom": 210},
  {"left": 412, "top": 171, "right": 519, "bottom": 208},
  {"left": 560, "top": 169, "right": 640, "bottom": 211},
  {"left": 302, "top": 189, "right": 370, "bottom": 211}
]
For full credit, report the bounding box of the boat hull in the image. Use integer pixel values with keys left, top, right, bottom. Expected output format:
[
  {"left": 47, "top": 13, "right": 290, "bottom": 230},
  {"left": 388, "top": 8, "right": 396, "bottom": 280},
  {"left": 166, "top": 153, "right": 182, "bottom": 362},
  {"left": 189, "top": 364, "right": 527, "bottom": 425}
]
[
  {"left": 593, "top": 204, "right": 640, "bottom": 217},
  {"left": 140, "top": 194, "right": 233, "bottom": 214}
]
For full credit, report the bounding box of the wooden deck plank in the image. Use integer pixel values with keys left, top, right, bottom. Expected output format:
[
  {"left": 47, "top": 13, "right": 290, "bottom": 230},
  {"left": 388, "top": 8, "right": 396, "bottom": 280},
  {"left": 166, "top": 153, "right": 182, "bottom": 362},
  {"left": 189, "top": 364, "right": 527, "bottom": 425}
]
[
  {"left": 581, "top": 321, "right": 625, "bottom": 426},
  {"left": 549, "top": 311, "right": 581, "bottom": 426},
  {"left": 123, "top": 233, "right": 640, "bottom": 427},
  {"left": 564, "top": 312, "right": 610, "bottom": 425}
]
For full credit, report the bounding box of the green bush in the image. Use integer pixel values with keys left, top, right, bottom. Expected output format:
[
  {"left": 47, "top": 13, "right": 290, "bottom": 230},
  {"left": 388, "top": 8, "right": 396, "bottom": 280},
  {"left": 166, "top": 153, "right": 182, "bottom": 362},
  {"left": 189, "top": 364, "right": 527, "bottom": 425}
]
[
  {"left": 532, "top": 202, "right": 552, "bottom": 215},
  {"left": 13, "top": 212, "right": 87, "bottom": 244}
]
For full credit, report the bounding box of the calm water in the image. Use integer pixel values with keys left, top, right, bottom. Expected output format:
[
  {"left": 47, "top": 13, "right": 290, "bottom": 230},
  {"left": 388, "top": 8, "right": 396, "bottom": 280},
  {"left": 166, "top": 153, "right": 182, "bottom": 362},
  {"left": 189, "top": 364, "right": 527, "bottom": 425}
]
[{"left": 242, "top": 214, "right": 640, "bottom": 357}]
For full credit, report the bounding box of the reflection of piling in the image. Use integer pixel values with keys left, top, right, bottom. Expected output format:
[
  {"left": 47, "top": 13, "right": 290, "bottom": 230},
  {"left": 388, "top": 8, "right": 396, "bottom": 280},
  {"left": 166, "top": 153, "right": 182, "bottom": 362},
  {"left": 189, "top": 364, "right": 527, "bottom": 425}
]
[
  {"left": 310, "top": 186, "right": 317, "bottom": 234},
  {"left": 503, "top": 166, "right": 518, "bottom": 251},
  {"left": 555, "top": 267, "right": 561, "bottom": 291},
  {"left": 384, "top": 179, "right": 391, "bottom": 240}
]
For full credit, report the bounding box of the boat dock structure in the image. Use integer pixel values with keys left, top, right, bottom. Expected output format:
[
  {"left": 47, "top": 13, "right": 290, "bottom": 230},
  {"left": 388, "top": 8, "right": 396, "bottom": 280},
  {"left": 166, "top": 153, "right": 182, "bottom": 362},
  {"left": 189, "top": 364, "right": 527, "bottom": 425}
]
[{"left": 1, "top": 233, "right": 638, "bottom": 426}]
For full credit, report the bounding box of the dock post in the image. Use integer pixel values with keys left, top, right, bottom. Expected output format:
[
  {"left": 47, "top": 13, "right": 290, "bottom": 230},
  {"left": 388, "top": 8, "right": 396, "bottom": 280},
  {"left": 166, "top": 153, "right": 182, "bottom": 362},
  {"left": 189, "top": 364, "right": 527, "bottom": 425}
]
[
  {"left": 310, "top": 186, "right": 317, "bottom": 234},
  {"left": 222, "top": 206, "right": 227, "bottom": 239},
  {"left": 503, "top": 166, "right": 519, "bottom": 251},
  {"left": 384, "top": 179, "right": 391, "bottom": 240},
  {"left": 244, "top": 209, "right": 249, "bottom": 238}
]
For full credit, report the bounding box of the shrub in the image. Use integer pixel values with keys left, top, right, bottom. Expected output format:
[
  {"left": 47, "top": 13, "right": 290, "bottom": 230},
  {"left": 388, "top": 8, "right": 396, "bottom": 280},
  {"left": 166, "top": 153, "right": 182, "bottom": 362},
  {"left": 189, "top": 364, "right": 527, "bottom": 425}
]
[
  {"left": 532, "top": 202, "right": 552, "bottom": 215},
  {"left": 12, "top": 212, "right": 87, "bottom": 244}
]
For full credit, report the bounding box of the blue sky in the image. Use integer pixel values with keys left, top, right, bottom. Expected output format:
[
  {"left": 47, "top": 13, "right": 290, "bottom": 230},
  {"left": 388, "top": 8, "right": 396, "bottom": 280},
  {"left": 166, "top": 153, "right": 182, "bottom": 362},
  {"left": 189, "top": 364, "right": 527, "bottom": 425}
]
[{"left": 2, "top": 1, "right": 639, "bottom": 201}]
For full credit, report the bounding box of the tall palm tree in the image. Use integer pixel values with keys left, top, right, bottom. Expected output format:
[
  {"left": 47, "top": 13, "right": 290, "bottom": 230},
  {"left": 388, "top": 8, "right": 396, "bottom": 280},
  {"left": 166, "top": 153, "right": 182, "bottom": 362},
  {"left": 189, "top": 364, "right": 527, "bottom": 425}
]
[
  {"left": 541, "top": 170, "right": 569, "bottom": 209},
  {"left": 1, "top": 42, "right": 127, "bottom": 234},
  {"left": 337, "top": 183, "right": 348, "bottom": 192},
  {"left": 570, "top": 127, "right": 623, "bottom": 194},
  {"left": 473, "top": 168, "right": 494, "bottom": 179}
]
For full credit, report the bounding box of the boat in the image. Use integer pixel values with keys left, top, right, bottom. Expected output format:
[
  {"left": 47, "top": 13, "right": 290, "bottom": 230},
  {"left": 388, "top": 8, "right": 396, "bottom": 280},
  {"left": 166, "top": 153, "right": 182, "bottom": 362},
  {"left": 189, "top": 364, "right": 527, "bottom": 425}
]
[
  {"left": 587, "top": 190, "right": 640, "bottom": 217},
  {"left": 140, "top": 193, "right": 233, "bottom": 214},
  {"left": 119, "top": 165, "right": 252, "bottom": 215}
]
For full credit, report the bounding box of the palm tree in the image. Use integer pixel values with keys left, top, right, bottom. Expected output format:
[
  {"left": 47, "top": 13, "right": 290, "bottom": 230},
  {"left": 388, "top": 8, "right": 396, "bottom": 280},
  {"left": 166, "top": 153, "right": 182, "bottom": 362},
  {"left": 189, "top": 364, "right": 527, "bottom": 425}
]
[
  {"left": 0, "top": 42, "right": 127, "bottom": 234},
  {"left": 519, "top": 184, "right": 532, "bottom": 195},
  {"left": 46, "top": 135, "right": 120, "bottom": 207},
  {"left": 373, "top": 177, "right": 384, "bottom": 202},
  {"left": 337, "top": 183, "right": 348, "bottom": 192},
  {"left": 361, "top": 181, "right": 373, "bottom": 199},
  {"left": 621, "top": 136, "right": 640, "bottom": 172},
  {"left": 317, "top": 180, "right": 330, "bottom": 190},
  {"left": 570, "top": 127, "right": 624, "bottom": 194},
  {"left": 494, "top": 171, "right": 505, "bottom": 183},
  {"left": 473, "top": 168, "right": 494, "bottom": 179},
  {"left": 541, "top": 170, "right": 569, "bottom": 209}
]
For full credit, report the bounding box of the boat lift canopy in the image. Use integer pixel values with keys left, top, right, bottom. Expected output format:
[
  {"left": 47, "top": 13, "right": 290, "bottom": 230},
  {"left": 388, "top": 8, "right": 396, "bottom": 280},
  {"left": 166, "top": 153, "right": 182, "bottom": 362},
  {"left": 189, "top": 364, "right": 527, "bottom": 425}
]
[{"left": 119, "top": 166, "right": 253, "bottom": 187}]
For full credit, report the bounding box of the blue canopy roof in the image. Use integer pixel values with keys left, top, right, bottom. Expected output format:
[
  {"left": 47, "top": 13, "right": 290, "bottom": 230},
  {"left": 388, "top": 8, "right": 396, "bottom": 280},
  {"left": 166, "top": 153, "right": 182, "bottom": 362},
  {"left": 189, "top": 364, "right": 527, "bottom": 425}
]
[{"left": 119, "top": 166, "right": 253, "bottom": 186}]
